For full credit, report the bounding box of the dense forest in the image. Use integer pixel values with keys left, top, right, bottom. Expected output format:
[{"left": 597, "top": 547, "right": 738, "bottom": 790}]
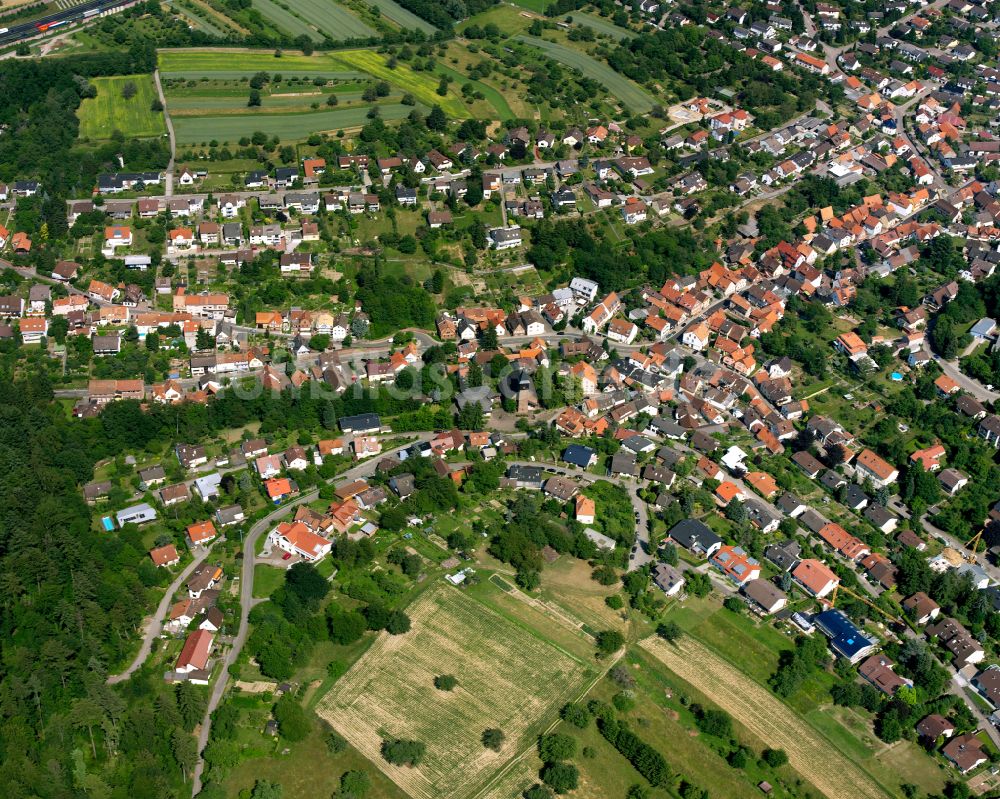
[
  {"left": 0, "top": 360, "right": 435, "bottom": 797},
  {"left": 0, "top": 373, "right": 209, "bottom": 798},
  {"left": 0, "top": 46, "right": 163, "bottom": 235}
]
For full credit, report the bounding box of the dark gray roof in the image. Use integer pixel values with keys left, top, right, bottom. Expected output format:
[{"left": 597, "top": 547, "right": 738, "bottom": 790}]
[{"left": 668, "top": 519, "right": 721, "bottom": 553}]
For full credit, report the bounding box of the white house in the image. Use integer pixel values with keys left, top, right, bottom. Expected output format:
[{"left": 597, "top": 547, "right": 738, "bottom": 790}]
[{"left": 268, "top": 521, "right": 331, "bottom": 562}]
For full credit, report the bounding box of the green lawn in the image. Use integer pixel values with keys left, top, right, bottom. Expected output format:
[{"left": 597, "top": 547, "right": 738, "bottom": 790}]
[
  {"left": 515, "top": 34, "right": 654, "bottom": 113},
  {"left": 508, "top": 0, "right": 548, "bottom": 12},
  {"left": 78, "top": 74, "right": 167, "bottom": 140},
  {"left": 172, "top": 102, "right": 415, "bottom": 144},
  {"left": 435, "top": 63, "right": 515, "bottom": 121},
  {"left": 223, "top": 723, "right": 409, "bottom": 799},
  {"left": 333, "top": 49, "right": 468, "bottom": 116},
  {"left": 252, "top": 563, "right": 286, "bottom": 598}
]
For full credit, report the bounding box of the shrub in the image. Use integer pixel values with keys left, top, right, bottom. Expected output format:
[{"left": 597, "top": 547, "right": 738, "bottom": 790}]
[
  {"left": 381, "top": 738, "right": 425, "bottom": 767},
  {"left": 482, "top": 728, "right": 505, "bottom": 751},
  {"left": 560, "top": 703, "right": 590, "bottom": 729},
  {"left": 540, "top": 762, "right": 579, "bottom": 794},
  {"left": 538, "top": 733, "right": 577, "bottom": 762}
]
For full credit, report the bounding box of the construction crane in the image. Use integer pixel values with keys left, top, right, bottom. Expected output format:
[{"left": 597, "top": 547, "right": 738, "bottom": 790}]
[
  {"left": 824, "top": 583, "right": 903, "bottom": 626},
  {"left": 964, "top": 524, "right": 987, "bottom": 564}
]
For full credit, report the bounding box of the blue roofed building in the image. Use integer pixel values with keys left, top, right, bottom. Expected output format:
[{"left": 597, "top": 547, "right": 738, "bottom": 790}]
[
  {"left": 562, "top": 444, "right": 597, "bottom": 469},
  {"left": 813, "top": 609, "right": 877, "bottom": 663}
]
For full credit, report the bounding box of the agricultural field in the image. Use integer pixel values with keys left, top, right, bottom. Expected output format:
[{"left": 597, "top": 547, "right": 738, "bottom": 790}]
[
  {"left": 640, "top": 635, "right": 892, "bottom": 799},
  {"left": 158, "top": 48, "right": 364, "bottom": 79},
  {"left": 252, "top": 0, "right": 376, "bottom": 41},
  {"left": 172, "top": 103, "right": 414, "bottom": 143},
  {"left": 159, "top": 49, "right": 471, "bottom": 125},
  {"left": 316, "top": 583, "right": 593, "bottom": 799},
  {"left": 170, "top": 2, "right": 230, "bottom": 37},
  {"left": 335, "top": 49, "right": 467, "bottom": 116},
  {"left": 77, "top": 74, "right": 167, "bottom": 140},
  {"left": 367, "top": 0, "right": 437, "bottom": 33},
  {"left": 515, "top": 34, "right": 655, "bottom": 114}
]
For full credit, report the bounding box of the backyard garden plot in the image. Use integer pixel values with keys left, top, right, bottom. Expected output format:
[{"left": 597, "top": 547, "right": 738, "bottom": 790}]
[
  {"left": 639, "top": 636, "right": 891, "bottom": 799},
  {"left": 172, "top": 103, "right": 414, "bottom": 144},
  {"left": 514, "top": 35, "right": 654, "bottom": 114},
  {"left": 78, "top": 75, "right": 167, "bottom": 140},
  {"left": 368, "top": 0, "right": 437, "bottom": 33},
  {"left": 317, "top": 584, "right": 591, "bottom": 799}
]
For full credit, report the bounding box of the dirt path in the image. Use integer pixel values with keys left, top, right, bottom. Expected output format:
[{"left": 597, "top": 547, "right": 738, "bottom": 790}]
[
  {"left": 640, "top": 636, "right": 890, "bottom": 799},
  {"left": 153, "top": 69, "right": 176, "bottom": 197}
]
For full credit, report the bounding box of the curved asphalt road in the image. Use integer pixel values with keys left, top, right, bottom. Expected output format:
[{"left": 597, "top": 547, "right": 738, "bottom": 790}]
[
  {"left": 190, "top": 433, "right": 436, "bottom": 795},
  {"left": 106, "top": 544, "right": 214, "bottom": 684}
]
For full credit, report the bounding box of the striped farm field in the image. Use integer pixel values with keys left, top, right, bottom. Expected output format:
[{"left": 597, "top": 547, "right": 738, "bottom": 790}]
[
  {"left": 167, "top": 90, "right": 384, "bottom": 113},
  {"left": 297, "top": 0, "right": 377, "bottom": 38},
  {"left": 252, "top": 0, "right": 376, "bottom": 41},
  {"left": 640, "top": 636, "right": 891, "bottom": 799},
  {"left": 367, "top": 0, "right": 437, "bottom": 33},
  {"left": 333, "top": 49, "right": 467, "bottom": 116},
  {"left": 158, "top": 48, "right": 356, "bottom": 77},
  {"left": 171, "top": 4, "right": 228, "bottom": 37},
  {"left": 317, "top": 585, "right": 592, "bottom": 799},
  {"left": 172, "top": 102, "right": 414, "bottom": 143},
  {"left": 515, "top": 34, "right": 654, "bottom": 113},
  {"left": 158, "top": 49, "right": 469, "bottom": 116},
  {"left": 252, "top": 0, "right": 322, "bottom": 40},
  {"left": 78, "top": 74, "right": 167, "bottom": 140}
]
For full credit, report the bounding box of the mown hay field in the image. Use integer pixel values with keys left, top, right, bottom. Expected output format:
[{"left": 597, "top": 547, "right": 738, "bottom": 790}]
[
  {"left": 317, "top": 584, "right": 592, "bottom": 799},
  {"left": 639, "top": 636, "right": 891, "bottom": 799},
  {"left": 78, "top": 75, "right": 166, "bottom": 140}
]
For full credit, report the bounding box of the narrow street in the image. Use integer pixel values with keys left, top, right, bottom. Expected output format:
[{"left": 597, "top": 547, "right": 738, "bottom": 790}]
[
  {"left": 106, "top": 543, "right": 215, "bottom": 684},
  {"left": 189, "top": 432, "right": 437, "bottom": 796}
]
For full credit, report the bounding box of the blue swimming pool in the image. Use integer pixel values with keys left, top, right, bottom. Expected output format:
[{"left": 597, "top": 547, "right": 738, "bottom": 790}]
[
  {"left": 101, "top": 516, "right": 114, "bottom": 532},
  {"left": 890, "top": 372, "right": 903, "bottom": 381}
]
